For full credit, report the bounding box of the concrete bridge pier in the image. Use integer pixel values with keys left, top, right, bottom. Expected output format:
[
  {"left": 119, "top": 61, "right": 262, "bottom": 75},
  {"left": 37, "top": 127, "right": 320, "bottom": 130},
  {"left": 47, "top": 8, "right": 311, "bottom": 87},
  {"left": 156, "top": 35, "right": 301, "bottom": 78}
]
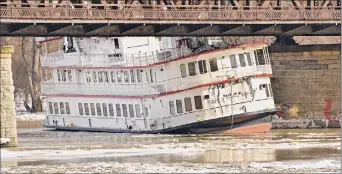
[{"left": 0, "top": 45, "right": 18, "bottom": 147}]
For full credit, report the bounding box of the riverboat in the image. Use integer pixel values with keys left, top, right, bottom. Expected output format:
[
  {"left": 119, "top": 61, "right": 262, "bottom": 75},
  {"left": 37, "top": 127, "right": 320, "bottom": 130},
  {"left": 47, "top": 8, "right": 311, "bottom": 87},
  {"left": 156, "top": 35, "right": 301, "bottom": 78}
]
[{"left": 41, "top": 36, "right": 276, "bottom": 134}]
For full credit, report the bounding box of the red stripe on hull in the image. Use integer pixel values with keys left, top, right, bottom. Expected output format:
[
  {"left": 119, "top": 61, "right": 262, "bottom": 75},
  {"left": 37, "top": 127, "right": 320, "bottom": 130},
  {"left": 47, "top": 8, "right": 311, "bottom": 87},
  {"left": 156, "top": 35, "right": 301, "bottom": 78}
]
[
  {"left": 219, "top": 123, "right": 272, "bottom": 134},
  {"left": 42, "top": 73, "right": 272, "bottom": 99},
  {"left": 41, "top": 42, "right": 267, "bottom": 69}
]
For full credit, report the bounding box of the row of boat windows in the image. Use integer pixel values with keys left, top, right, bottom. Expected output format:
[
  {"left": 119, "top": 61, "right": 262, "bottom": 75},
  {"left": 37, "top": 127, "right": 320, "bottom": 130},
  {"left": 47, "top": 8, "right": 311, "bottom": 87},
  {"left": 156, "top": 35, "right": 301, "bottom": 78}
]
[
  {"left": 48, "top": 102, "right": 71, "bottom": 115},
  {"left": 180, "top": 58, "right": 218, "bottom": 77},
  {"left": 169, "top": 95, "right": 203, "bottom": 115},
  {"left": 180, "top": 50, "right": 265, "bottom": 78},
  {"left": 57, "top": 70, "right": 73, "bottom": 82},
  {"left": 77, "top": 103, "right": 148, "bottom": 118},
  {"left": 47, "top": 84, "right": 271, "bottom": 116},
  {"left": 85, "top": 69, "right": 155, "bottom": 84},
  {"left": 167, "top": 84, "right": 272, "bottom": 115}
]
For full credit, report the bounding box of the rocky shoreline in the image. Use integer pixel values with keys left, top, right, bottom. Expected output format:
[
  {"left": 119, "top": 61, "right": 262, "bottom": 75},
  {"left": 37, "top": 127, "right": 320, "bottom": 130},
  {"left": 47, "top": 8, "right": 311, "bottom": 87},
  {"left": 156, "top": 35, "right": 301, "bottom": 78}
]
[{"left": 271, "top": 119, "right": 341, "bottom": 129}]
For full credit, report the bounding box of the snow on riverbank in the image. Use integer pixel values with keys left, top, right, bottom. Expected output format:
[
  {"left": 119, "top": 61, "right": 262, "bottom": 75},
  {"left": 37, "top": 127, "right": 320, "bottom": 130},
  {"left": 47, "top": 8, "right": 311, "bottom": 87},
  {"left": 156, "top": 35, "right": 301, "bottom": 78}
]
[
  {"left": 1, "top": 158, "right": 340, "bottom": 173},
  {"left": 16, "top": 112, "right": 45, "bottom": 121}
]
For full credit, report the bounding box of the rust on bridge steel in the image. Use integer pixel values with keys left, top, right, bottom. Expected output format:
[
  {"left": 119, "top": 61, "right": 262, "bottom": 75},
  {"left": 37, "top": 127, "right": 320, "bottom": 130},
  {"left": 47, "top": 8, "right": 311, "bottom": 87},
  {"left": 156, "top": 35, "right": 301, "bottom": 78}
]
[
  {"left": 0, "top": 0, "right": 340, "bottom": 36},
  {"left": 0, "top": 1, "right": 340, "bottom": 21},
  {"left": 0, "top": 0, "right": 340, "bottom": 9}
]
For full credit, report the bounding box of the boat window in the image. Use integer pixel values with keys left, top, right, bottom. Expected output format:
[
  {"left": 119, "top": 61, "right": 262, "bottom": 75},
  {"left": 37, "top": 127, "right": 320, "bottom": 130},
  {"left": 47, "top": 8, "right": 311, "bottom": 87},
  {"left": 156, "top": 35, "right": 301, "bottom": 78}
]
[
  {"left": 110, "top": 71, "right": 116, "bottom": 83},
  {"left": 130, "top": 69, "right": 135, "bottom": 83},
  {"left": 108, "top": 104, "right": 114, "bottom": 116},
  {"left": 184, "top": 97, "right": 192, "bottom": 112},
  {"left": 176, "top": 100, "right": 183, "bottom": 113},
  {"left": 78, "top": 103, "right": 83, "bottom": 115},
  {"left": 122, "top": 104, "right": 128, "bottom": 117},
  {"left": 86, "top": 71, "right": 92, "bottom": 82},
  {"left": 265, "top": 84, "right": 270, "bottom": 97},
  {"left": 188, "top": 62, "right": 196, "bottom": 76},
  {"left": 229, "top": 55, "right": 237, "bottom": 68},
  {"left": 67, "top": 70, "right": 72, "bottom": 82},
  {"left": 239, "top": 54, "right": 246, "bottom": 67},
  {"left": 84, "top": 103, "right": 90, "bottom": 115},
  {"left": 204, "top": 95, "right": 210, "bottom": 99},
  {"left": 90, "top": 103, "right": 95, "bottom": 116},
  {"left": 102, "top": 103, "right": 108, "bottom": 116},
  {"left": 169, "top": 101, "right": 175, "bottom": 115},
  {"left": 60, "top": 102, "right": 65, "bottom": 114},
  {"left": 144, "top": 107, "right": 149, "bottom": 117},
  {"left": 65, "top": 102, "right": 70, "bottom": 115},
  {"left": 57, "top": 70, "right": 61, "bottom": 82},
  {"left": 194, "top": 96, "right": 203, "bottom": 109},
  {"left": 49, "top": 102, "right": 53, "bottom": 114},
  {"left": 62, "top": 70, "right": 67, "bottom": 82},
  {"left": 255, "top": 49, "right": 266, "bottom": 65},
  {"left": 104, "top": 71, "right": 109, "bottom": 83},
  {"left": 98, "top": 71, "right": 104, "bottom": 82},
  {"left": 150, "top": 69, "right": 154, "bottom": 83},
  {"left": 198, "top": 60, "right": 207, "bottom": 74},
  {"left": 180, "top": 64, "right": 187, "bottom": 78},
  {"left": 96, "top": 103, "right": 102, "bottom": 116},
  {"left": 246, "top": 53, "right": 252, "bottom": 66},
  {"left": 145, "top": 71, "right": 150, "bottom": 83},
  {"left": 117, "top": 71, "right": 122, "bottom": 83},
  {"left": 137, "top": 69, "right": 142, "bottom": 83},
  {"left": 124, "top": 71, "right": 129, "bottom": 83},
  {"left": 209, "top": 58, "right": 218, "bottom": 72},
  {"left": 116, "top": 104, "right": 122, "bottom": 117},
  {"left": 129, "top": 104, "right": 135, "bottom": 118},
  {"left": 135, "top": 104, "right": 141, "bottom": 118},
  {"left": 53, "top": 102, "right": 59, "bottom": 114},
  {"left": 114, "top": 38, "right": 119, "bottom": 49},
  {"left": 92, "top": 71, "right": 97, "bottom": 82}
]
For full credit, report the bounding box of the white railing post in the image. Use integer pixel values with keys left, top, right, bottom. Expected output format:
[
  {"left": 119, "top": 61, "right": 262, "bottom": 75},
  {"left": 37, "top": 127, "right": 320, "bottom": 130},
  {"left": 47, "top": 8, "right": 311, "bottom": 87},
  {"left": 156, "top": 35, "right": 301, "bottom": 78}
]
[
  {"left": 138, "top": 54, "right": 141, "bottom": 66},
  {"left": 164, "top": 49, "right": 167, "bottom": 61},
  {"left": 145, "top": 53, "right": 148, "bottom": 65},
  {"left": 180, "top": 46, "right": 183, "bottom": 57},
  {"left": 152, "top": 51, "right": 156, "bottom": 64},
  {"left": 132, "top": 54, "right": 135, "bottom": 66}
]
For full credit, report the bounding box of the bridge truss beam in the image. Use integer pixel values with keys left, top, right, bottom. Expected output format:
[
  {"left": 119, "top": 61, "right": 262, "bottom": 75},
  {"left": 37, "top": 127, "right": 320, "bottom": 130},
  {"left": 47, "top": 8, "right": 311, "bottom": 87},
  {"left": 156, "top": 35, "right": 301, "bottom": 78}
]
[{"left": 0, "top": 23, "right": 340, "bottom": 36}]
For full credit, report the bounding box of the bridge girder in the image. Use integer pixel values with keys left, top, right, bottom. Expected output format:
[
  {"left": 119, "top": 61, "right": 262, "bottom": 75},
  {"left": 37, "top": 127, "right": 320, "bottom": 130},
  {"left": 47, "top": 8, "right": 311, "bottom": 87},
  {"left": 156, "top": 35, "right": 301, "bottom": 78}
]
[{"left": 0, "top": 23, "right": 340, "bottom": 36}]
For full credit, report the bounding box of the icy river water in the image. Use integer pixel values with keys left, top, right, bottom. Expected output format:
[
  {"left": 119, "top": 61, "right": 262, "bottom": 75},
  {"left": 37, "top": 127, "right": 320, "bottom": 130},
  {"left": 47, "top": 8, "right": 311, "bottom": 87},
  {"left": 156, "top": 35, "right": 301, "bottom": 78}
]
[{"left": 1, "top": 128, "right": 341, "bottom": 173}]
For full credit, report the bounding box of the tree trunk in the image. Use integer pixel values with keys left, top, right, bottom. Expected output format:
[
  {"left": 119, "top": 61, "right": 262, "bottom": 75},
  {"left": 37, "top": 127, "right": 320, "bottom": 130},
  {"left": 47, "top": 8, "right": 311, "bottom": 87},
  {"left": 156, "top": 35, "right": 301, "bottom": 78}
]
[{"left": 30, "top": 37, "right": 43, "bottom": 112}]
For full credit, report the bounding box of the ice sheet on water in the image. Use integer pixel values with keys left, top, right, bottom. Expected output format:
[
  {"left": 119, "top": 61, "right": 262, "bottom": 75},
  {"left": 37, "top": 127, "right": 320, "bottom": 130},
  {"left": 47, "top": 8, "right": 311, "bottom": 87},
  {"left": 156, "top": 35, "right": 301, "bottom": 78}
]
[
  {"left": 249, "top": 158, "right": 340, "bottom": 170},
  {"left": 142, "top": 141, "right": 340, "bottom": 150},
  {"left": 1, "top": 147, "right": 203, "bottom": 161},
  {"left": 2, "top": 159, "right": 341, "bottom": 174}
]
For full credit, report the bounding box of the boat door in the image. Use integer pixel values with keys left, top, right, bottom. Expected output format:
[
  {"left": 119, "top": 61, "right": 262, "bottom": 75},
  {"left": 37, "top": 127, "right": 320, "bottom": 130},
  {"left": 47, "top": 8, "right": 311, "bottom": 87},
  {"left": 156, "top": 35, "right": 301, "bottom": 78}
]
[
  {"left": 76, "top": 69, "right": 82, "bottom": 93},
  {"left": 141, "top": 99, "right": 148, "bottom": 129}
]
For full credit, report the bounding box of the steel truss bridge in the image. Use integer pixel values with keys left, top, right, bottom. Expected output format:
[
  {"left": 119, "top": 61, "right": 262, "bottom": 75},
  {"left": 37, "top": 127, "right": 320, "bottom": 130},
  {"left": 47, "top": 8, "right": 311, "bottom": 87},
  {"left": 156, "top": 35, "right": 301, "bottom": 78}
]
[{"left": 0, "top": 0, "right": 341, "bottom": 36}]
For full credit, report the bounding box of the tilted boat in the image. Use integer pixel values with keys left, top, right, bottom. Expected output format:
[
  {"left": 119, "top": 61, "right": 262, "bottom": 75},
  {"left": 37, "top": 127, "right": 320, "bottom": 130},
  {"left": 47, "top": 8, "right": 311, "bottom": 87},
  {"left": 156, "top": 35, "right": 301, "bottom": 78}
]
[{"left": 41, "top": 36, "right": 277, "bottom": 134}]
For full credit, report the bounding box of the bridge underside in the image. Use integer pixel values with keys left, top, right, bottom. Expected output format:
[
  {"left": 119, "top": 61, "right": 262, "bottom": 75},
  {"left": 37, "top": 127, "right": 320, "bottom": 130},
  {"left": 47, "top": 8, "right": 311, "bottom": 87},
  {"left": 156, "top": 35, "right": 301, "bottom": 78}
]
[{"left": 1, "top": 22, "right": 340, "bottom": 37}]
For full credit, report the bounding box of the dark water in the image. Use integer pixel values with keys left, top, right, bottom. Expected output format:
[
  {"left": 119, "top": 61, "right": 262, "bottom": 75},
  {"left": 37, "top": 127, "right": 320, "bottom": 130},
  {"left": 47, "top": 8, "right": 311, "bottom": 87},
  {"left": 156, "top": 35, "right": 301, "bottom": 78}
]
[{"left": 1, "top": 128, "right": 341, "bottom": 173}]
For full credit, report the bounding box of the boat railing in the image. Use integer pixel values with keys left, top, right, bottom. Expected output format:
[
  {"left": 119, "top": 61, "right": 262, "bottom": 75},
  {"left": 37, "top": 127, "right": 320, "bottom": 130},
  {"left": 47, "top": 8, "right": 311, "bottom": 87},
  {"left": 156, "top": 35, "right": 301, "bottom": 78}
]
[{"left": 41, "top": 47, "right": 192, "bottom": 67}]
